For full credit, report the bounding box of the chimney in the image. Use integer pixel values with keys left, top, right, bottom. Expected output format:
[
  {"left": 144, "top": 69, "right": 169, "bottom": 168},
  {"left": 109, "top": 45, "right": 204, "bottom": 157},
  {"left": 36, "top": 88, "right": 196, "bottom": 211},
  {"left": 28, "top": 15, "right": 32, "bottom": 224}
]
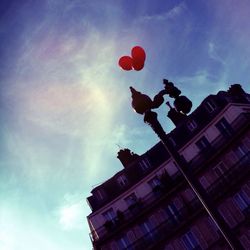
[
  {"left": 228, "top": 84, "right": 245, "bottom": 96},
  {"left": 166, "top": 101, "right": 187, "bottom": 126},
  {"left": 117, "top": 148, "right": 139, "bottom": 168}
]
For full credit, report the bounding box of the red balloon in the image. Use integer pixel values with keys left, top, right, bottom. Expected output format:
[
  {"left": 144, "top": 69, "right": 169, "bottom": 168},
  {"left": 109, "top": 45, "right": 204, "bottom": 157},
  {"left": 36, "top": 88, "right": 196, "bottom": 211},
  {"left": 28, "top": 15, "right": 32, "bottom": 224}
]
[
  {"left": 131, "top": 46, "right": 146, "bottom": 62},
  {"left": 118, "top": 56, "right": 133, "bottom": 71},
  {"left": 132, "top": 58, "right": 144, "bottom": 71}
]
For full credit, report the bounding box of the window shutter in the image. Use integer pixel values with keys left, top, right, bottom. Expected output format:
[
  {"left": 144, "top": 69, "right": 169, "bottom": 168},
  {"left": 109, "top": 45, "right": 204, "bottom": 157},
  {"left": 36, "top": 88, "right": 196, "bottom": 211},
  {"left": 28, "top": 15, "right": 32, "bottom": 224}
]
[
  {"left": 199, "top": 176, "right": 210, "bottom": 189},
  {"left": 242, "top": 184, "right": 250, "bottom": 199},
  {"left": 242, "top": 137, "right": 250, "bottom": 150},
  {"left": 218, "top": 204, "right": 237, "bottom": 228},
  {"left": 205, "top": 100, "right": 216, "bottom": 113},
  {"left": 198, "top": 217, "right": 216, "bottom": 244},
  {"left": 127, "top": 230, "right": 136, "bottom": 243},
  {"left": 207, "top": 217, "right": 219, "bottom": 239},
  {"left": 228, "top": 198, "right": 244, "bottom": 223},
  {"left": 191, "top": 225, "right": 208, "bottom": 249},
  {"left": 240, "top": 234, "right": 250, "bottom": 249},
  {"left": 149, "top": 214, "right": 159, "bottom": 226},
  {"left": 182, "top": 188, "right": 195, "bottom": 202},
  {"left": 173, "top": 239, "right": 184, "bottom": 249},
  {"left": 223, "top": 152, "right": 237, "bottom": 165},
  {"left": 173, "top": 197, "right": 183, "bottom": 209},
  {"left": 157, "top": 209, "right": 168, "bottom": 222},
  {"left": 134, "top": 225, "right": 143, "bottom": 238}
]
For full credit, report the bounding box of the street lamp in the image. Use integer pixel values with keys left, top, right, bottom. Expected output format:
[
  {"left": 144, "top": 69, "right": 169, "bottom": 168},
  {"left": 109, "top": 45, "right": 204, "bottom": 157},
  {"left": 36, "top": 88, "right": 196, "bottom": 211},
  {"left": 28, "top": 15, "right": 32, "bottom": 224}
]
[{"left": 130, "top": 80, "right": 244, "bottom": 250}]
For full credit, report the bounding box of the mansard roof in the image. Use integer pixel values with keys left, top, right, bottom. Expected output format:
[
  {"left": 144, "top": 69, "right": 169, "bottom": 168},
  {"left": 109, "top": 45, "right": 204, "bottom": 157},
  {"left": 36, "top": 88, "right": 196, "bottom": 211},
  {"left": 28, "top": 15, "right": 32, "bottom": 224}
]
[{"left": 87, "top": 84, "right": 250, "bottom": 212}]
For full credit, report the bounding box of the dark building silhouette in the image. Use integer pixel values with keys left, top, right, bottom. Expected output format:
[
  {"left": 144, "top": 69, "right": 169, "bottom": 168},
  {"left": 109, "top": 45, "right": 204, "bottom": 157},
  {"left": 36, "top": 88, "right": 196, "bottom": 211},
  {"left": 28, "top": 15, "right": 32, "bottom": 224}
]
[{"left": 86, "top": 84, "right": 250, "bottom": 250}]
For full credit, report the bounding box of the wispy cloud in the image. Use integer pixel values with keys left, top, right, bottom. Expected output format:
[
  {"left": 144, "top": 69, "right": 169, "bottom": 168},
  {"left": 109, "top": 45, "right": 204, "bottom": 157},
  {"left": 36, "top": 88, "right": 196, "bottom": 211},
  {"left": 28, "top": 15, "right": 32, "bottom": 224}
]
[
  {"left": 3, "top": 18, "right": 134, "bottom": 185},
  {"left": 136, "top": 2, "right": 186, "bottom": 23},
  {"left": 208, "top": 42, "right": 225, "bottom": 66}
]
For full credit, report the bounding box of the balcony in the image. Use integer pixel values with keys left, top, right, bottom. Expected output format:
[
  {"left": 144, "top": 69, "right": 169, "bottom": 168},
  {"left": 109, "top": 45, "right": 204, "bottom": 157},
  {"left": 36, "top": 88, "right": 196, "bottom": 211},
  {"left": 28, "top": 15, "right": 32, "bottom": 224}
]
[
  {"left": 207, "top": 152, "right": 250, "bottom": 199},
  {"left": 89, "top": 172, "right": 183, "bottom": 243},
  {"left": 121, "top": 153, "right": 250, "bottom": 250},
  {"left": 90, "top": 151, "right": 250, "bottom": 245},
  {"left": 189, "top": 112, "right": 250, "bottom": 169},
  {"left": 89, "top": 113, "right": 249, "bottom": 244},
  {"left": 125, "top": 198, "right": 202, "bottom": 250}
]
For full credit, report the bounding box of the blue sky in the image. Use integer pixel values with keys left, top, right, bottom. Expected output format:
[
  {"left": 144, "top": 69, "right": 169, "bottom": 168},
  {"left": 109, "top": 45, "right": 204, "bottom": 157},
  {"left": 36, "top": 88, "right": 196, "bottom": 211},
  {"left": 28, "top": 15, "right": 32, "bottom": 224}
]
[{"left": 1, "top": 0, "right": 250, "bottom": 249}]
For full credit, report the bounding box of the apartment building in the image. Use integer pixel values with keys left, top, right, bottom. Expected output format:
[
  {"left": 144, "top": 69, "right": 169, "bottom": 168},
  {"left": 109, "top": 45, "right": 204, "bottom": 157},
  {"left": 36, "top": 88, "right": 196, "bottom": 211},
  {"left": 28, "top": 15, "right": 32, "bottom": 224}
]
[{"left": 86, "top": 84, "right": 250, "bottom": 250}]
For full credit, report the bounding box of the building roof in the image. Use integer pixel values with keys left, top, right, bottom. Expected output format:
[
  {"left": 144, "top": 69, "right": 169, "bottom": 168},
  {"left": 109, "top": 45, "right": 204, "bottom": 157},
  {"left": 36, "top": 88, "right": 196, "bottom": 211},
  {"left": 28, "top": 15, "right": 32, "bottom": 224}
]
[{"left": 87, "top": 84, "right": 250, "bottom": 212}]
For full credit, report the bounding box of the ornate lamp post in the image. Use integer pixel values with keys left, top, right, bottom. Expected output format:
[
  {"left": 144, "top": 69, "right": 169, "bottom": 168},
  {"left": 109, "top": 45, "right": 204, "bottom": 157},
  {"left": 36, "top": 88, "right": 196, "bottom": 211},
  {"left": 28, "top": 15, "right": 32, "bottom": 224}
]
[{"left": 130, "top": 80, "right": 243, "bottom": 250}]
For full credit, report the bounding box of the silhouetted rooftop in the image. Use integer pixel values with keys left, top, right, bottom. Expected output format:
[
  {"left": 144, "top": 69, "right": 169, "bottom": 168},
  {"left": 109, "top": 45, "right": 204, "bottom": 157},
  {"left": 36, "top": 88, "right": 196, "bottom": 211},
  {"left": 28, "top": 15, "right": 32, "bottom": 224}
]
[{"left": 87, "top": 84, "right": 250, "bottom": 212}]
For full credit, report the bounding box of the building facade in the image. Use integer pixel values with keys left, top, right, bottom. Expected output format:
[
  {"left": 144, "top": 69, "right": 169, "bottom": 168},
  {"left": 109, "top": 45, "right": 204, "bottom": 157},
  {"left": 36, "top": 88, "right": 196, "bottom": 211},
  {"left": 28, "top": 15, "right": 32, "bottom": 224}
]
[{"left": 86, "top": 84, "right": 250, "bottom": 250}]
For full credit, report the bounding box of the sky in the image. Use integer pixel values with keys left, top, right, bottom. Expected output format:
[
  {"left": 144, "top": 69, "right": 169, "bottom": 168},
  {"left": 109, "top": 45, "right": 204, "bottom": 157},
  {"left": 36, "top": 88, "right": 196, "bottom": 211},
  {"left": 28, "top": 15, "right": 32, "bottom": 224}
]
[{"left": 1, "top": 0, "right": 250, "bottom": 249}]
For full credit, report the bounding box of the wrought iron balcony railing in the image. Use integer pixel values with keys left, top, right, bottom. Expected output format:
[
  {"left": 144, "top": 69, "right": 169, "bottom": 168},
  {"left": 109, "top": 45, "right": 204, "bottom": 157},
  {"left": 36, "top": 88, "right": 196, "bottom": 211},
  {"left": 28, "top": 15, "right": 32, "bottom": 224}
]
[
  {"left": 90, "top": 149, "right": 250, "bottom": 245},
  {"left": 89, "top": 171, "right": 183, "bottom": 242},
  {"left": 120, "top": 153, "right": 250, "bottom": 250},
  {"left": 189, "top": 112, "right": 249, "bottom": 169},
  {"left": 89, "top": 113, "right": 249, "bottom": 243},
  {"left": 89, "top": 112, "right": 249, "bottom": 244}
]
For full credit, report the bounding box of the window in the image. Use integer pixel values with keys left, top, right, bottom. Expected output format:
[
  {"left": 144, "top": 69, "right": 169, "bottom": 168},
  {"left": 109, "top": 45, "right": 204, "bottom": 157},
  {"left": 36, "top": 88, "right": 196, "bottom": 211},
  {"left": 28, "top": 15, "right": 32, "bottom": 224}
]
[
  {"left": 148, "top": 177, "right": 161, "bottom": 188},
  {"left": 102, "top": 208, "right": 115, "bottom": 222},
  {"left": 199, "top": 176, "right": 210, "bottom": 189},
  {"left": 181, "top": 231, "right": 201, "bottom": 250},
  {"left": 165, "top": 202, "right": 182, "bottom": 224},
  {"left": 187, "top": 120, "right": 197, "bottom": 131},
  {"left": 168, "top": 136, "right": 177, "bottom": 147},
  {"left": 213, "top": 162, "right": 227, "bottom": 177},
  {"left": 139, "top": 157, "right": 151, "bottom": 171},
  {"left": 164, "top": 162, "right": 178, "bottom": 177},
  {"left": 95, "top": 189, "right": 106, "bottom": 201},
  {"left": 233, "top": 191, "right": 249, "bottom": 211},
  {"left": 117, "top": 234, "right": 131, "bottom": 250},
  {"left": 117, "top": 174, "right": 128, "bottom": 188},
  {"left": 205, "top": 100, "right": 216, "bottom": 113},
  {"left": 139, "top": 220, "right": 156, "bottom": 242},
  {"left": 195, "top": 136, "right": 211, "bottom": 151},
  {"left": 216, "top": 117, "right": 233, "bottom": 137},
  {"left": 125, "top": 193, "right": 141, "bottom": 213},
  {"left": 233, "top": 143, "right": 248, "bottom": 159},
  {"left": 125, "top": 193, "right": 138, "bottom": 206},
  {"left": 246, "top": 95, "right": 250, "bottom": 103},
  {"left": 182, "top": 188, "right": 196, "bottom": 202},
  {"left": 148, "top": 177, "right": 162, "bottom": 194}
]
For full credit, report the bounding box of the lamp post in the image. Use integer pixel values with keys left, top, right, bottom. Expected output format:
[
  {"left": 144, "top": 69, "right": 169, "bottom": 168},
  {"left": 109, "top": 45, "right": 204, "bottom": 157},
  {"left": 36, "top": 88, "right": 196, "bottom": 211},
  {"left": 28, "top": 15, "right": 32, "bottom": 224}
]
[{"left": 129, "top": 81, "right": 244, "bottom": 250}]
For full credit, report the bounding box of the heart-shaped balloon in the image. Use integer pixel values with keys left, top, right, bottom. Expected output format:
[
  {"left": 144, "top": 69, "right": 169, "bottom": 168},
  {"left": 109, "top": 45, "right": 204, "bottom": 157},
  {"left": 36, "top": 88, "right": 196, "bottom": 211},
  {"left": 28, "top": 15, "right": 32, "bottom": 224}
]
[
  {"left": 118, "top": 46, "right": 146, "bottom": 71},
  {"left": 118, "top": 56, "right": 133, "bottom": 71},
  {"left": 132, "top": 58, "right": 144, "bottom": 71},
  {"left": 131, "top": 46, "right": 146, "bottom": 62}
]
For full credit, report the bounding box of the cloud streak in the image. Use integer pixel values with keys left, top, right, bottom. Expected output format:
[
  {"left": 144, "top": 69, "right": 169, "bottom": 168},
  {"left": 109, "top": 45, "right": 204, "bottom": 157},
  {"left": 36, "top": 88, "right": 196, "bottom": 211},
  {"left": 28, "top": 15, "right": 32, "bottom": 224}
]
[{"left": 136, "top": 2, "right": 186, "bottom": 23}]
